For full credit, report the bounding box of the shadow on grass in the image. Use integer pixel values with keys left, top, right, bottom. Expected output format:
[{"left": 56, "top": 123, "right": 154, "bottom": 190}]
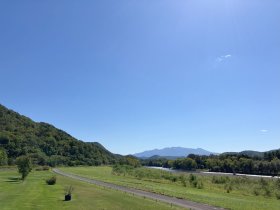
[{"left": 5, "top": 177, "right": 21, "bottom": 183}]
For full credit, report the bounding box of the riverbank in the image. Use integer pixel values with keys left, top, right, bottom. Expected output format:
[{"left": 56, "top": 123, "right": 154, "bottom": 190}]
[{"left": 146, "top": 166, "right": 280, "bottom": 179}]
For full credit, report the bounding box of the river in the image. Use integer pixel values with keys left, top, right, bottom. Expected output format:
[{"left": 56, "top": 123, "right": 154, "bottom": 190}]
[{"left": 146, "top": 166, "right": 280, "bottom": 179}]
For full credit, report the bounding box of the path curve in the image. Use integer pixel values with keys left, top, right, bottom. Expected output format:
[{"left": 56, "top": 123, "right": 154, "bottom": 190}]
[{"left": 53, "top": 168, "right": 224, "bottom": 210}]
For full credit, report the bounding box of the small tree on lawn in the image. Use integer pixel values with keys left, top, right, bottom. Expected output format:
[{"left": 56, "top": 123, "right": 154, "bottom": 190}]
[{"left": 16, "top": 156, "right": 32, "bottom": 180}]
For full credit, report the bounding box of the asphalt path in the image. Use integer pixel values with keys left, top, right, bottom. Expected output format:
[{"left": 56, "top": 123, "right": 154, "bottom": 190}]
[{"left": 53, "top": 168, "right": 224, "bottom": 210}]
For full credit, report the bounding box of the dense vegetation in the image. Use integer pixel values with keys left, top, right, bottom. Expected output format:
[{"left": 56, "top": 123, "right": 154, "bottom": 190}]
[
  {"left": 111, "top": 165, "right": 280, "bottom": 199},
  {"left": 0, "top": 104, "right": 120, "bottom": 166},
  {"left": 61, "top": 166, "right": 280, "bottom": 210},
  {"left": 142, "top": 151, "right": 280, "bottom": 176}
]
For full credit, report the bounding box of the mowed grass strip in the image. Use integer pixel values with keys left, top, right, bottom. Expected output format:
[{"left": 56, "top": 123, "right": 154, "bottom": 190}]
[
  {"left": 60, "top": 166, "right": 280, "bottom": 210},
  {"left": 0, "top": 168, "right": 185, "bottom": 210}
]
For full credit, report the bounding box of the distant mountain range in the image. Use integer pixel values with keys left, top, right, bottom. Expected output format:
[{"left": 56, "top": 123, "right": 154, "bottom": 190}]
[{"left": 133, "top": 147, "right": 217, "bottom": 158}]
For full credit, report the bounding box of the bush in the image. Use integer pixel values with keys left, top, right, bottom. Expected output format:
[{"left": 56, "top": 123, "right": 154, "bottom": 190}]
[
  {"left": 179, "top": 175, "right": 187, "bottom": 187},
  {"left": 253, "top": 188, "right": 260, "bottom": 196},
  {"left": 275, "top": 192, "right": 280, "bottom": 200},
  {"left": 259, "top": 178, "right": 268, "bottom": 187},
  {"left": 35, "top": 167, "right": 43, "bottom": 171},
  {"left": 181, "top": 178, "right": 187, "bottom": 187},
  {"left": 197, "top": 180, "right": 204, "bottom": 189},
  {"left": 171, "top": 176, "right": 178, "bottom": 182},
  {"left": 112, "top": 164, "right": 133, "bottom": 176},
  {"left": 224, "top": 183, "right": 233, "bottom": 193},
  {"left": 65, "top": 185, "right": 74, "bottom": 195},
  {"left": 189, "top": 174, "right": 196, "bottom": 182},
  {"left": 35, "top": 166, "right": 50, "bottom": 171},
  {"left": 263, "top": 187, "right": 271, "bottom": 197},
  {"left": 275, "top": 178, "right": 280, "bottom": 190},
  {"left": 189, "top": 174, "right": 198, "bottom": 188},
  {"left": 46, "top": 176, "right": 57, "bottom": 185},
  {"left": 42, "top": 165, "right": 50, "bottom": 170},
  {"left": 212, "top": 176, "right": 229, "bottom": 184}
]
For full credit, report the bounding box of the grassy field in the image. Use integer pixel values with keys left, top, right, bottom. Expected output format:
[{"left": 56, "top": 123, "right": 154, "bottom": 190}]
[
  {"left": 0, "top": 168, "right": 185, "bottom": 210},
  {"left": 60, "top": 166, "right": 280, "bottom": 210}
]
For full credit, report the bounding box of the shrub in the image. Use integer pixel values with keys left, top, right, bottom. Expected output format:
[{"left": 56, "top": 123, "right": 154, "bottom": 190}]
[
  {"left": 179, "top": 175, "right": 187, "bottom": 187},
  {"left": 65, "top": 185, "right": 74, "bottom": 195},
  {"left": 192, "top": 180, "right": 198, "bottom": 187},
  {"left": 42, "top": 165, "right": 50, "bottom": 170},
  {"left": 36, "top": 166, "right": 50, "bottom": 171},
  {"left": 197, "top": 180, "right": 204, "bottom": 189},
  {"left": 135, "top": 170, "right": 144, "bottom": 179},
  {"left": 112, "top": 164, "right": 133, "bottom": 176},
  {"left": 189, "top": 174, "right": 198, "bottom": 188},
  {"left": 181, "top": 178, "right": 187, "bottom": 187},
  {"left": 189, "top": 174, "right": 196, "bottom": 183},
  {"left": 263, "top": 187, "right": 271, "bottom": 197},
  {"left": 35, "top": 167, "right": 43, "bottom": 171},
  {"left": 46, "top": 176, "right": 57, "bottom": 185},
  {"left": 259, "top": 178, "right": 268, "bottom": 187},
  {"left": 224, "top": 183, "right": 233, "bottom": 193},
  {"left": 212, "top": 176, "right": 229, "bottom": 184},
  {"left": 275, "top": 192, "right": 280, "bottom": 200},
  {"left": 171, "top": 176, "right": 178, "bottom": 182},
  {"left": 253, "top": 188, "right": 260, "bottom": 196},
  {"left": 275, "top": 178, "right": 280, "bottom": 190}
]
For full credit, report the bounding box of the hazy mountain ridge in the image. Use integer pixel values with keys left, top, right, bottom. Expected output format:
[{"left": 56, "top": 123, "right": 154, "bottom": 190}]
[{"left": 134, "top": 147, "right": 217, "bottom": 158}]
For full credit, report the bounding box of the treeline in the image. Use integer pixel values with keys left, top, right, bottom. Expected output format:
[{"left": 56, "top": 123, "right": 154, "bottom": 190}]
[
  {"left": 141, "top": 151, "right": 280, "bottom": 176},
  {"left": 0, "top": 104, "right": 121, "bottom": 166}
]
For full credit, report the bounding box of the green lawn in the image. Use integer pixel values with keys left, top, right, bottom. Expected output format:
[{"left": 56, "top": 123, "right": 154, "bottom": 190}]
[
  {"left": 0, "top": 168, "right": 184, "bottom": 210},
  {"left": 60, "top": 166, "right": 280, "bottom": 210}
]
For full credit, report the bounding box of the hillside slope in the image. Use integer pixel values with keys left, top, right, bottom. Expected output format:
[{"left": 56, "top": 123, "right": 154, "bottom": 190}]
[{"left": 0, "top": 104, "right": 119, "bottom": 166}]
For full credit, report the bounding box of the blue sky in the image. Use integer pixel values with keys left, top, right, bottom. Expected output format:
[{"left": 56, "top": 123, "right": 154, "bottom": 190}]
[{"left": 0, "top": 0, "right": 280, "bottom": 155}]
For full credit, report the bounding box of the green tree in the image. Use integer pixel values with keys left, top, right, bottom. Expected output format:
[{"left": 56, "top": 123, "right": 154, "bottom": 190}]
[
  {"left": 181, "top": 158, "right": 197, "bottom": 170},
  {"left": 0, "top": 148, "right": 8, "bottom": 165},
  {"left": 16, "top": 156, "right": 32, "bottom": 180},
  {"left": 121, "top": 155, "right": 140, "bottom": 167}
]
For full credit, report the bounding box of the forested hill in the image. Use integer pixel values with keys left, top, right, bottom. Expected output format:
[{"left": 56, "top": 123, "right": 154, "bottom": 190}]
[
  {"left": 221, "top": 150, "right": 264, "bottom": 158},
  {"left": 0, "top": 104, "right": 119, "bottom": 166}
]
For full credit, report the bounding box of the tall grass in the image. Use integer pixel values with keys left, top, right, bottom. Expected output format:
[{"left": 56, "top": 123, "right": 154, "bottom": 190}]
[{"left": 112, "top": 165, "right": 280, "bottom": 198}]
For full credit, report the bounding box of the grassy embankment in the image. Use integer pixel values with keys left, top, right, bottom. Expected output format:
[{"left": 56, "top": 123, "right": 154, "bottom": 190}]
[
  {"left": 60, "top": 166, "right": 280, "bottom": 210},
  {"left": 0, "top": 167, "right": 185, "bottom": 210}
]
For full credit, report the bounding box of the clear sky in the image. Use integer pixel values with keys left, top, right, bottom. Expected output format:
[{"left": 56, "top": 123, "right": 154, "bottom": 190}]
[{"left": 1, "top": 0, "right": 280, "bottom": 155}]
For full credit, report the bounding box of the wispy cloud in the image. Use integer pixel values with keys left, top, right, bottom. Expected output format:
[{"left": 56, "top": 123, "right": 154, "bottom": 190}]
[
  {"left": 216, "top": 54, "right": 232, "bottom": 63},
  {"left": 260, "top": 129, "right": 268, "bottom": 133}
]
